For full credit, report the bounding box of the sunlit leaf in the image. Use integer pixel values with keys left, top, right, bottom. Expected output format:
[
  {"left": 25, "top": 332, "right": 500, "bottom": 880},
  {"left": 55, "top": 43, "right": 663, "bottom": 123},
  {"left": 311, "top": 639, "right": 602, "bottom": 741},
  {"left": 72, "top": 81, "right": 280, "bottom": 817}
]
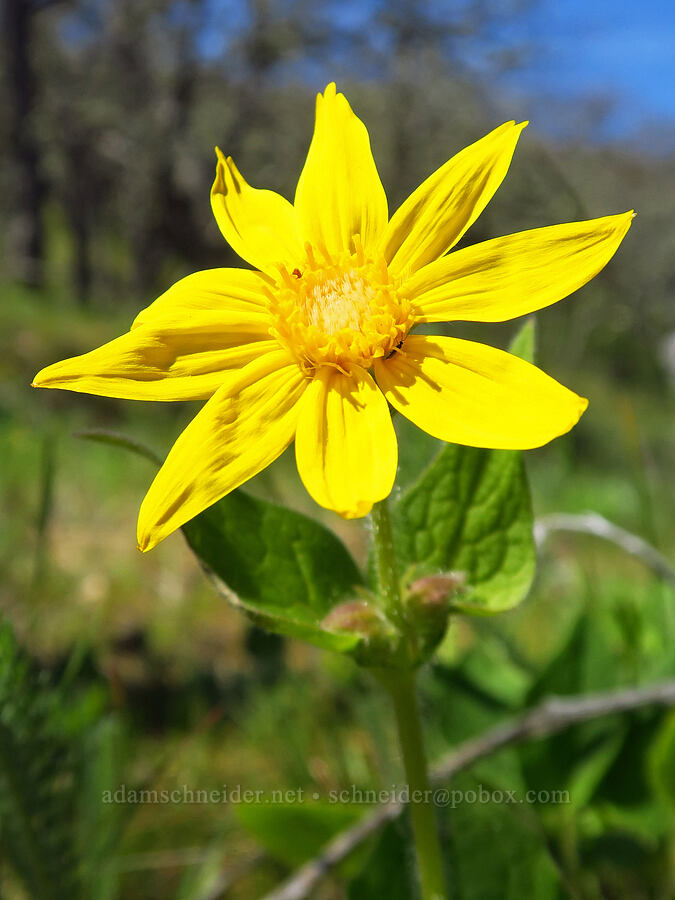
[
  {"left": 388, "top": 320, "right": 536, "bottom": 614},
  {"left": 183, "top": 491, "right": 365, "bottom": 652}
]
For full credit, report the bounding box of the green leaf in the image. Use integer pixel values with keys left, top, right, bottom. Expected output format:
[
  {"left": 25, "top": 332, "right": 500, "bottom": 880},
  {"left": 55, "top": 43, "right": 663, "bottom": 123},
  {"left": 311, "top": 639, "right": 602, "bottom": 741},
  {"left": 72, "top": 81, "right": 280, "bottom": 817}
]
[
  {"left": 388, "top": 322, "right": 536, "bottom": 614},
  {"left": 520, "top": 613, "right": 629, "bottom": 805},
  {"left": 78, "top": 717, "right": 130, "bottom": 900},
  {"left": 183, "top": 491, "right": 365, "bottom": 652},
  {"left": 0, "top": 623, "right": 128, "bottom": 900},
  {"left": 346, "top": 778, "right": 562, "bottom": 899},
  {"left": 347, "top": 819, "right": 414, "bottom": 899},
  {"left": 390, "top": 446, "right": 534, "bottom": 613},
  {"left": 235, "top": 801, "right": 363, "bottom": 868},
  {"left": 508, "top": 316, "right": 536, "bottom": 363},
  {"left": 426, "top": 663, "right": 527, "bottom": 793},
  {"left": 444, "top": 774, "right": 563, "bottom": 899},
  {"left": 0, "top": 624, "right": 80, "bottom": 900},
  {"left": 649, "top": 710, "right": 675, "bottom": 812}
]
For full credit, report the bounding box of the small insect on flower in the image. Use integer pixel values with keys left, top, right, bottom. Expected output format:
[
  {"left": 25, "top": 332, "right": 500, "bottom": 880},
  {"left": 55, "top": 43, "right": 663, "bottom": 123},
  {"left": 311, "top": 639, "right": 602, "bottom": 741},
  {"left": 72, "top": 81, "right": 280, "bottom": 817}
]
[{"left": 33, "top": 83, "right": 634, "bottom": 552}]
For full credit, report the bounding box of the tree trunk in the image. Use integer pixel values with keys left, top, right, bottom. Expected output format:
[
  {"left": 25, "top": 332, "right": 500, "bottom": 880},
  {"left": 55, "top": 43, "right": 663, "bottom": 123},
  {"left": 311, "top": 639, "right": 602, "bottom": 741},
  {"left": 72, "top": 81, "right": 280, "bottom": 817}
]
[{"left": 2, "top": 0, "right": 46, "bottom": 287}]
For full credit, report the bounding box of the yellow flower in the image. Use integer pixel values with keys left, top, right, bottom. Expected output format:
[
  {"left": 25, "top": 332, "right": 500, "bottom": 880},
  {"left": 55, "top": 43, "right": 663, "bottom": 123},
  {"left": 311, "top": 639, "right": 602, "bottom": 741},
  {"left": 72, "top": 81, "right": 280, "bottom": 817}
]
[{"left": 33, "top": 84, "right": 633, "bottom": 552}]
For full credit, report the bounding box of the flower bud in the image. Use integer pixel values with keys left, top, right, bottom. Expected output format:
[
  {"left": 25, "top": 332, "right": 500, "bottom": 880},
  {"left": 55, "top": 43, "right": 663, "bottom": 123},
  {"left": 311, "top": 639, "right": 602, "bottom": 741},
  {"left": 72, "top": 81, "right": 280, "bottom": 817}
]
[
  {"left": 321, "top": 601, "right": 403, "bottom": 667},
  {"left": 321, "top": 600, "right": 383, "bottom": 634},
  {"left": 405, "top": 572, "right": 464, "bottom": 660}
]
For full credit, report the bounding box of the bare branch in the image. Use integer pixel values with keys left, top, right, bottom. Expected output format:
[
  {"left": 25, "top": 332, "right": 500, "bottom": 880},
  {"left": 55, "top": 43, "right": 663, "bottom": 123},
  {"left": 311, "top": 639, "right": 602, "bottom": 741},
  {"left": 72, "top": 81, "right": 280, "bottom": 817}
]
[
  {"left": 431, "top": 679, "right": 675, "bottom": 783},
  {"left": 535, "top": 512, "right": 675, "bottom": 586},
  {"left": 262, "top": 680, "right": 675, "bottom": 900},
  {"left": 261, "top": 802, "right": 401, "bottom": 900}
]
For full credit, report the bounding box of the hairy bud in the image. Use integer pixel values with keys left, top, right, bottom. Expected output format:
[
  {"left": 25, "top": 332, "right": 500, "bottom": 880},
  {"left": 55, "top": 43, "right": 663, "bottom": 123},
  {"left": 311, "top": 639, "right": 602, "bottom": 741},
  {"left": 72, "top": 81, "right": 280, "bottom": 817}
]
[
  {"left": 405, "top": 572, "right": 464, "bottom": 661},
  {"left": 321, "top": 601, "right": 403, "bottom": 667}
]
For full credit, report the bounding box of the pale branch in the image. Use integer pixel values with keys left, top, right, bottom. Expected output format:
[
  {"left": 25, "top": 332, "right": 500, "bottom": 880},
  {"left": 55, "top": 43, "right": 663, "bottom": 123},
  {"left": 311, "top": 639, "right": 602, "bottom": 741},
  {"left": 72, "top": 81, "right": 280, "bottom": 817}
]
[
  {"left": 261, "top": 801, "right": 401, "bottom": 900},
  {"left": 534, "top": 512, "right": 675, "bottom": 585},
  {"left": 431, "top": 679, "right": 675, "bottom": 783},
  {"left": 262, "top": 680, "right": 675, "bottom": 900}
]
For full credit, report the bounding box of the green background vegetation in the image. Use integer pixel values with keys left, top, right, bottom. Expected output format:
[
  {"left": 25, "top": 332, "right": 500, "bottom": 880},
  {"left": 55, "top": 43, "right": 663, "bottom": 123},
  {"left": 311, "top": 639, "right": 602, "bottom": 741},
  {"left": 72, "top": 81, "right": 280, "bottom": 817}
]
[{"left": 1, "top": 1, "right": 674, "bottom": 897}]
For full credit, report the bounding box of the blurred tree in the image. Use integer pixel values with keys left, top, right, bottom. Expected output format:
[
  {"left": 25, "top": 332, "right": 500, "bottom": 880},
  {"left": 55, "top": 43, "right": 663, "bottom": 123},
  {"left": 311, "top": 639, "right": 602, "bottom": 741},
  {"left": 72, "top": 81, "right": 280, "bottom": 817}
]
[
  {"left": 0, "top": 0, "right": 670, "bottom": 387},
  {"left": 1, "top": 0, "right": 63, "bottom": 287}
]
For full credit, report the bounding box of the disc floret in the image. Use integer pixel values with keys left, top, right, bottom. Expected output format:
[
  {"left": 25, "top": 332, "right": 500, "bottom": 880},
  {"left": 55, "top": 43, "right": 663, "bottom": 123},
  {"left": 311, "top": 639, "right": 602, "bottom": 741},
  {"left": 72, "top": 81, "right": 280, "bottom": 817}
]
[{"left": 268, "top": 241, "right": 413, "bottom": 375}]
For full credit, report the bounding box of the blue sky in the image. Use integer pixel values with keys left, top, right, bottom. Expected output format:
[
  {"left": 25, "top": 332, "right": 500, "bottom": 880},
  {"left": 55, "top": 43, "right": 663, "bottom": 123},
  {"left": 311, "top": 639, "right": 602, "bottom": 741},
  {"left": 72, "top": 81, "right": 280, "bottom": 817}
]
[
  {"left": 187, "top": 0, "right": 675, "bottom": 147},
  {"left": 491, "top": 0, "right": 675, "bottom": 142}
]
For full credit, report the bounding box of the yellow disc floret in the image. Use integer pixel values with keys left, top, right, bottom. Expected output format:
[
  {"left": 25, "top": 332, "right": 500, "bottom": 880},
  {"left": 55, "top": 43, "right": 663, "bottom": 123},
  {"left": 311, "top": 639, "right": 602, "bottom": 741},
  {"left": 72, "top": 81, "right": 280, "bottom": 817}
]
[{"left": 268, "top": 240, "right": 413, "bottom": 375}]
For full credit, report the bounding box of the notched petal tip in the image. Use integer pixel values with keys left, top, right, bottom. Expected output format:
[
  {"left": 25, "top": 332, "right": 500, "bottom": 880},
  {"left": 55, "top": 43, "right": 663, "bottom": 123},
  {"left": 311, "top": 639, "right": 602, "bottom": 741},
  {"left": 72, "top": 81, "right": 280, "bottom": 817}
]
[
  {"left": 496, "top": 119, "right": 526, "bottom": 133},
  {"left": 212, "top": 149, "right": 239, "bottom": 193}
]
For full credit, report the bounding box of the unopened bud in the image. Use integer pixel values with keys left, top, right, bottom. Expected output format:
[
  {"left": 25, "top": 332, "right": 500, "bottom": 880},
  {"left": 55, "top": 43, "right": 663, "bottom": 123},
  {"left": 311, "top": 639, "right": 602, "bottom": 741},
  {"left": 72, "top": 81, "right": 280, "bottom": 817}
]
[
  {"left": 405, "top": 572, "right": 464, "bottom": 661},
  {"left": 407, "top": 573, "right": 465, "bottom": 607},
  {"left": 321, "top": 601, "right": 403, "bottom": 667},
  {"left": 321, "top": 601, "right": 384, "bottom": 637}
]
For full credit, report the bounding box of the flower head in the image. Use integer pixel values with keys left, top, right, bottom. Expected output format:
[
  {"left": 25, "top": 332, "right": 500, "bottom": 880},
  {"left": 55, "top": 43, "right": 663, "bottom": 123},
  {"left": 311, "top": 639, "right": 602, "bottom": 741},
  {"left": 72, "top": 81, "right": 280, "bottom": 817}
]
[{"left": 33, "top": 83, "right": 633, "bottom": 551}]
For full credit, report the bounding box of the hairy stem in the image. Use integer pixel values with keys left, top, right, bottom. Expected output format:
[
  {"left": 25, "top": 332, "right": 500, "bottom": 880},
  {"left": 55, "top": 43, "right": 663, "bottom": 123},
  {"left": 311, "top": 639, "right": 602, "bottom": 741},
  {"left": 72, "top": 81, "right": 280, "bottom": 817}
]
[{"left": 370, "top": 498, "right": 405, "bottom": 626}]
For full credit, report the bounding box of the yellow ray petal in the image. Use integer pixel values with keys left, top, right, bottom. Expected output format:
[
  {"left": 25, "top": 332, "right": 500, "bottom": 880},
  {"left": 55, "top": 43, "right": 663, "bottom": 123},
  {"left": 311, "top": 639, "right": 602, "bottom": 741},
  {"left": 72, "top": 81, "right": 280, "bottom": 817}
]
[
  {"left": 404, "top": 212, "right": 635, "bottom": 324},
  {"left": 294, "top": 83, "right": 388, "bottom": 257},
  {"left": 295, "top": 366, "right": 397, "bottom": 518},
  {"left": 132, "top": 268, "right": 273, "bottom": 329},
  {"left": 32, "top": 310, "right": 277, "bottom": 401},
  {"left": 379, "top": 121, "right": 526, "bottom": 278},
  {"left": 374, "top": 335, "right": 587, "bottom": 450},
  {"left": 211, "top": 149, "right": 304, "bottom": 272},
  {"left": 138, "top": 351, "right": 306, "bottom": 551}
]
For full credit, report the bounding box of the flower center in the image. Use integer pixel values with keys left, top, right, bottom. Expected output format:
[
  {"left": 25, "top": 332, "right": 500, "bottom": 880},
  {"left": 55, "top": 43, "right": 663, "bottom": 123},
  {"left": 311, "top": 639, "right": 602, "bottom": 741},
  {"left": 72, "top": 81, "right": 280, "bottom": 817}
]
[{"left": 268, "top": 242, "right": 413, "bottom": 375}]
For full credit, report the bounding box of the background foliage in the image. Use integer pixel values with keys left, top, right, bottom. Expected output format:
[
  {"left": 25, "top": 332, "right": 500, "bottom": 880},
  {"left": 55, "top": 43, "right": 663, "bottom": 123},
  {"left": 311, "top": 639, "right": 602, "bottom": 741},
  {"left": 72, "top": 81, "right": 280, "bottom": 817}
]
[{"left": 1, "top": 0, "right": 674, "bottom": 897}]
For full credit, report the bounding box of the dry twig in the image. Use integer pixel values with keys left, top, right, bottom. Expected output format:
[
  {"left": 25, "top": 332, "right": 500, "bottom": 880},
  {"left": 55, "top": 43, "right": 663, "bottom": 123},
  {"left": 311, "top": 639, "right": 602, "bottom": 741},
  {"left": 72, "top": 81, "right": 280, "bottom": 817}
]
[{"left": 535, "top": 512, "right": 675, "bottom": 585}]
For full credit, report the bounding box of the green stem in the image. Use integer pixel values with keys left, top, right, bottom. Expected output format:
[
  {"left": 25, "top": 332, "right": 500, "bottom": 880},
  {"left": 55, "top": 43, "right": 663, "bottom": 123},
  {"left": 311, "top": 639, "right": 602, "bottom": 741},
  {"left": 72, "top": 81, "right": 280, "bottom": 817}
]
[
  {"left": 370, "top": 498, "right": 405, "bottom": 627},
  {"left": 370, "top": 499, "right": 447, "bottom": 899},
  {"left": 386, "top": 674, "right": 447, "bottom": 900}
]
